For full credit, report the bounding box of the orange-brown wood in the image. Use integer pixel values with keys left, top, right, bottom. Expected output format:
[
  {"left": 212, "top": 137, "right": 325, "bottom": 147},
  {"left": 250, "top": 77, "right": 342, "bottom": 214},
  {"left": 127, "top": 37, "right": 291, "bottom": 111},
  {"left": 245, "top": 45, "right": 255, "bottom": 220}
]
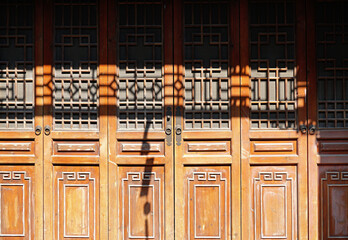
[
  {"left": 108, "top": 0, "right": 174, "bottom": 239},
  {"left": 241, "top": 1, "right": 308, "bottom": 240},
  {"left": 174, "top": 1, "right": 240, "bottom": 239}
]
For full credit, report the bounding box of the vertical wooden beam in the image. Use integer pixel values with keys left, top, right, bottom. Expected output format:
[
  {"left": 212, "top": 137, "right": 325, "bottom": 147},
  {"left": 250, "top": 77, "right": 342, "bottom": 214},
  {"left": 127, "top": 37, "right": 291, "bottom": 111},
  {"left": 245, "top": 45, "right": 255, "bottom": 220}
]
[
  {"left": 99, "top": 0, "right": 109, "bottom": 239},
  {"left": 231, "top": 0, "right": 241, "bottom": 239},
  {"left": 35, "top": 0, "right": 44, "bottom": 239},
  {"left": 296, "top": 0, "right": 309, "bottom": 239},
  {"left": 43, "top": 0, "right": 53, "bottom": 239},
  {"left": 240, "top": 0, "right": 251, "bottom": 239}
]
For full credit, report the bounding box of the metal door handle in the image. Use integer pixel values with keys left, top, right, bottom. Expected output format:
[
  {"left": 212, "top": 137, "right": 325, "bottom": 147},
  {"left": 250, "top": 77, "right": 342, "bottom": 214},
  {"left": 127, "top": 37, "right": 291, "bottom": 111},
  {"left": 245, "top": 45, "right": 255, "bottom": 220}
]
[
  {"left": 44, "top": 125, "right": 51, "bottom": 136},
  {"left": 308, "top": 125, "right": 316, "bottom": 135},
  {"left": 299, "top": 124, "right": 307, "bottom": 134},
  {"left": 175, "top": 127, "right": 182, "bottom": 135},
  {"left": 35, "top": 126, "right": 42, "bottom": 135}
]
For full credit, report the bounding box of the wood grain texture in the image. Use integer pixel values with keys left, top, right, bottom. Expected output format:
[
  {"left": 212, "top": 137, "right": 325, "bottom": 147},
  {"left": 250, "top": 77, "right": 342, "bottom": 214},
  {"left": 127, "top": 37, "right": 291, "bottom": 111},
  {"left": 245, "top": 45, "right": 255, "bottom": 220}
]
[
  {"left": 54, "top": 166, "right": 99, "bottom": 240},
  {"left": 251, "top": 166, "right": 297, "bottom": 240},
  {"left": 0, "top": 166, "right": 35, "bottom": 239}
]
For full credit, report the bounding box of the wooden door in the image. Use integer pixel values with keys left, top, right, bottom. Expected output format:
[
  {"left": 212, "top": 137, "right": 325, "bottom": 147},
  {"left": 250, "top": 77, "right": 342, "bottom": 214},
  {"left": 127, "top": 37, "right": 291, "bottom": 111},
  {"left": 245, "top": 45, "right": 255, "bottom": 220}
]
[
  {"left": 0, "top": 0, "right": 44, "bottom": 239},
  {"left": 241, "top": 0, "right": 308, "bottom": 239},
  {"left": 42, "top": 0, "right": 108, "bottom": 239},
  {"left": 107, "top": 0, "right": 174, "bottom": 239},
  {"left": 173, "top": 0, "right": 241, "bottom": 239},
  {"left": 307, "top": 1, "right": 348, "bottom": 239}
]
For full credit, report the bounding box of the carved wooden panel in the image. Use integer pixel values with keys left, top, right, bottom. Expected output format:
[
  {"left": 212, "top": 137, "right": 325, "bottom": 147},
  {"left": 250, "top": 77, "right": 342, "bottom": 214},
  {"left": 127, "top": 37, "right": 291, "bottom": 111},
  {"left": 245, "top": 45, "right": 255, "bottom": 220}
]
[
  {"left": 184, "top": 140, "right": 231, "bottom": 155},
  {"left": 53, "top": 141, "right": 100, "bottom": 156},
  {"left": 183, "top": 1, "right": 230, "bottom": 130},
  {"left": 184, "top": 167, "right": 230, "bottom": 240},
  {"left": 53, "top": 0, "right": 99, "bottom": 130},
  {"left": 118, "top": 166, "right": 164, "bottom": 240},
  {"left": 249, "top": 0, "right": 297, "bottom": 129},
  {"left": 250, "top": 140, "right": 297, "bottom": 155},
  {"left": 117, "top": 1, "right": 164, "bottom": 130},
  {"left": 319, "top": 167, "right": 348, "bottom": 240},
  {"left": 251, "top": 166, "right": 297, "bottom": 240},
  {"left": 117, "top": 141, "right": 164, "bottom": 155},
  {"left": 0, "top": 0, "right": 34, "bottom": 130},
  {"left": 0, "top": 166, "right": 34, "bottom": 239},
  {"left": 316, "top": 0, "right": 348, "bottom": 128},
  {"left": 54, "top": 166, "right": 99, "bottom": 240}
]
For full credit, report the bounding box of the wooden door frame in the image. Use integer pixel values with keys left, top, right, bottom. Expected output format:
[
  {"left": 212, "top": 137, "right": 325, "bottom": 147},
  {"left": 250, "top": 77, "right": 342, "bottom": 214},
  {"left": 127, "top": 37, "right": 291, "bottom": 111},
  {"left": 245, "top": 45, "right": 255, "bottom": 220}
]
[
  {"left": 307, "top": 0, "right": 348, "bottom": 239},
  {"left": 173, "top": 0, "right": 241, "bottom": 239},
  {"left": 107, "top": 0, "right": 174, "bottom": 239},
  {"left": 42, "top": 0, "right": 108, "bottom": 238},
  {"left": 240, "top": 0, "right": 308, "bottom": 239}
]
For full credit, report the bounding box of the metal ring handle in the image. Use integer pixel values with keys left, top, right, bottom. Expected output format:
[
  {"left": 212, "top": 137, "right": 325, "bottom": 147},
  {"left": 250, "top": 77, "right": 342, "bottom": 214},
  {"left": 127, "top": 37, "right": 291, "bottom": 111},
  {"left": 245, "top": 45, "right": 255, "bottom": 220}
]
[{"left": 44, "top": 125, "right": 51, "bottom": 136}]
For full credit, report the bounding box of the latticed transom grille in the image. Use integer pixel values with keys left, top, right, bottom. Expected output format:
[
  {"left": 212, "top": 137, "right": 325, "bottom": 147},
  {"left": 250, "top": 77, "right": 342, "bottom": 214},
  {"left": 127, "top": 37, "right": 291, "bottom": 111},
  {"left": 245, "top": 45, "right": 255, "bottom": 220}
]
[
  {"left": 117, "top": 0, "right": 164, "bottom": 130},
  {"left": 184, "top": 1, "right": 230, "bottom": 130},
  {"left": 53, "top": 0, "right": 99, "bottom": 130},
  {"left": 316, "top": 0, "right": 348, "bottom": 129},
  {"left": 249, "top": 0, "right": 297, "bottom": 129},
  {"left": 0, "top": 0, "right": 34, "bottom": 130}
]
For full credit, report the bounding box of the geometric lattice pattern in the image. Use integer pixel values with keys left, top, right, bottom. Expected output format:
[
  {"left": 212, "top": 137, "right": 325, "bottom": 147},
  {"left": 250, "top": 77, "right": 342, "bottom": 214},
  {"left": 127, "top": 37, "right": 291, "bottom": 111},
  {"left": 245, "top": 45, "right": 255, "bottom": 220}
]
[
  {"left": 117, "top": 0, "right": 164, "bottom": 130},
  {"left": 184, "top": 1, "right": 230, "bottom": 129},
  {"left": 250, "top": 0, "right": 297, "bottom": 129},
  {"left": 316, "top": 0, "right": 348, "bottom": 128},
  {"left": 53, "top": 0, "right": 99, "bottom": 130},
  {"left": 0, "top": 0, "right": 35, "bottom": 129}
]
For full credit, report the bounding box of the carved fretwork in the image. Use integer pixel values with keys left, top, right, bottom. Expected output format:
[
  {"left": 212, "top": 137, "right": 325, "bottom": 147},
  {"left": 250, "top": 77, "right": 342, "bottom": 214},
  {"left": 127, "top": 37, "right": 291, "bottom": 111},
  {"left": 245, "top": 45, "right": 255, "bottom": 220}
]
[
  {"left": 53, "top": 0, "right": 99, "bottom": 130},
  {"left": 117, "top": 0, "right": 164, "bottom": 130},
  {"left": 0, "top": 0, "right": 34, "bottom": 130},
  {"left": 184, "top": 1, "right": 230, "bottom": 129},
  {"left": 316, "top": 0, "right": 348, "bottom": 128},
  {"left": 249, "top": 0, "right": 297, "bottom": 129}
]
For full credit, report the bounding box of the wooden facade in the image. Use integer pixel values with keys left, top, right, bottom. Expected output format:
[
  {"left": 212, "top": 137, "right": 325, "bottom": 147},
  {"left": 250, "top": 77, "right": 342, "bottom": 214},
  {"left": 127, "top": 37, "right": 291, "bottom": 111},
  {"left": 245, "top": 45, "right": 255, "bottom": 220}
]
[{"left": 0, "top": 0, "right": 347, "bottom": 239}]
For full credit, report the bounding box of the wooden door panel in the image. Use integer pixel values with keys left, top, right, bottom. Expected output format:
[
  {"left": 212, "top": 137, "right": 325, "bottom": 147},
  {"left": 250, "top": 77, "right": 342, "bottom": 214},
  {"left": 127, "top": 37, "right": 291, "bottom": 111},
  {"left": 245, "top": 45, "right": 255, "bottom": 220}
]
[
  {"left": 307, "top": 0, "right": 348, "bottom": 239},
  {"left": 184, "top": 167, "right": 231, "bottom": 240},
  {"left": 174, "top": 0, "right": 240, "bottom": 239},
  {"left": 0, "top": 166, "right": 35, "bottom": 240},
  {"left": 0, "top": 0, "right": 44, "bottom": 239},
  {"left": 241, "top": 0, "right": 307, "bottom": 239},
  {"left": 319, "top": 166, "right": 348, "bottom": 240},
  {"left": 118, "top": 166, "right": 164, "bottom": 240},
  {"left": 251, "top": 166, "right": 297, "bottom": 240},
  {"left": 43, "top": 0, "right": 108, "bottom": 239},
  {"left": 107, "top": 0, "right": 174, "bottom": 239},
  {"left": 54, "top": 166, "right": 99, "bottom": 240}
]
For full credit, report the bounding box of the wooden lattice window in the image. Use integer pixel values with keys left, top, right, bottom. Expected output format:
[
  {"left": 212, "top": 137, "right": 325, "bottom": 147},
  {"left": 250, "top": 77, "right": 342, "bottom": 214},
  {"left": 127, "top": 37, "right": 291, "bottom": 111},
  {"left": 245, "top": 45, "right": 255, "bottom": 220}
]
[
  {"left": 117, "top": 0, "right": 164, "bottom": 130},
  {"left": 316, "top": 0, "right": 348, "bottom": 129},
  {"left": 183, "top": 0, "right": 230, "bottom": 130},
  {"left": 0, "top": 0, "right": 35, "bottom": 129},
  {"left": 249, "top": 0, "right": 297, "bottom": 129},
  {"left": 53, "top": 0, "right": 99, "bottom": 130}
]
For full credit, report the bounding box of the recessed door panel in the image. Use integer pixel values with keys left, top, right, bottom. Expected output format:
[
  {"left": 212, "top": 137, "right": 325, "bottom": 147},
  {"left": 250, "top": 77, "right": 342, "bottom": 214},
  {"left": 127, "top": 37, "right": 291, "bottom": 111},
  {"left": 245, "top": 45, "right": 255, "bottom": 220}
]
[
  {"left": 307, "top": 0, "right": 348, "bottom": 239},
  {"left": 241, "top": 0, "right": 307, "bottom": 239}
]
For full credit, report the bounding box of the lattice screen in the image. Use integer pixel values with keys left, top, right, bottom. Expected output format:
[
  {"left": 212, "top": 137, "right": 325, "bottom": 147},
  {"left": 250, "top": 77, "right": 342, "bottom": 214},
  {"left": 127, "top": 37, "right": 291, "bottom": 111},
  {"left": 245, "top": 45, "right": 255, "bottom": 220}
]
[
  {"left": 0, "top": 0, "right": 34, "bottom": 130},
  {"left": 184, "top": 1, "right": 230, "bottom": 130},
  {"left": 53, "top": 0, "right": 99, "bottom": 130},
  {"left": 316, "top": 0, "right": 348, "bottom": 129},
  {"left": 117, "top": 0, "right": 164, "bottom": 130},
  {"left": 249, "top": 0, "right": 297, "bottom": 129}
]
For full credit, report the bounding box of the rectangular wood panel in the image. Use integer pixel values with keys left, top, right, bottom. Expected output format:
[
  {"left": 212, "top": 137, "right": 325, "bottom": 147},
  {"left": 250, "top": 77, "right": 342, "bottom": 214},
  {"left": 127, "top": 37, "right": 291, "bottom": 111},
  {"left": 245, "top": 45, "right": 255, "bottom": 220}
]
[
  {"left": 184, "top": 166, "right": 230, "bottom": 240},
  {"left": 319, "top": 166, "right": 348, "bottom": 240},
  {"left": 54, "top": 166, "right": 99, "bottom": 240},
  {"left": 118, "top": 166, "right": 164, "bottom": 240},
  {"left": 0, "top": 166, "right": 34, "bottom": 239},
  {"left": 251, "top": 166, "right": 297, "bottom": 240}
]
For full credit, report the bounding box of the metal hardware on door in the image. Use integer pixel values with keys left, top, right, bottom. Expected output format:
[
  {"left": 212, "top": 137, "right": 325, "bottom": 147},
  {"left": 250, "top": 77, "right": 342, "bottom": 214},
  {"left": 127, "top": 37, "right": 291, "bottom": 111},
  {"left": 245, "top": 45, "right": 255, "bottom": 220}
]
[
  {"left": 165, "top": 107, "right": 172, "bottom": 146},
  {"left": 175, "top": 107, "right": 182, "bottom": 146},
  {"left": 308, "top": 125, "right": 316, "bottom": 135},
  {"left": 35, "top": 126, "right": 42, "bottom": 136},
  {"left": 44, "top": 125, "right": 51, "bottom": 136},
  {"left": 299, "top": 124, "right": 307, "bottom": 134},
  {"left": 175, "top": 127, "right": 182, "bottom": 135}
]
